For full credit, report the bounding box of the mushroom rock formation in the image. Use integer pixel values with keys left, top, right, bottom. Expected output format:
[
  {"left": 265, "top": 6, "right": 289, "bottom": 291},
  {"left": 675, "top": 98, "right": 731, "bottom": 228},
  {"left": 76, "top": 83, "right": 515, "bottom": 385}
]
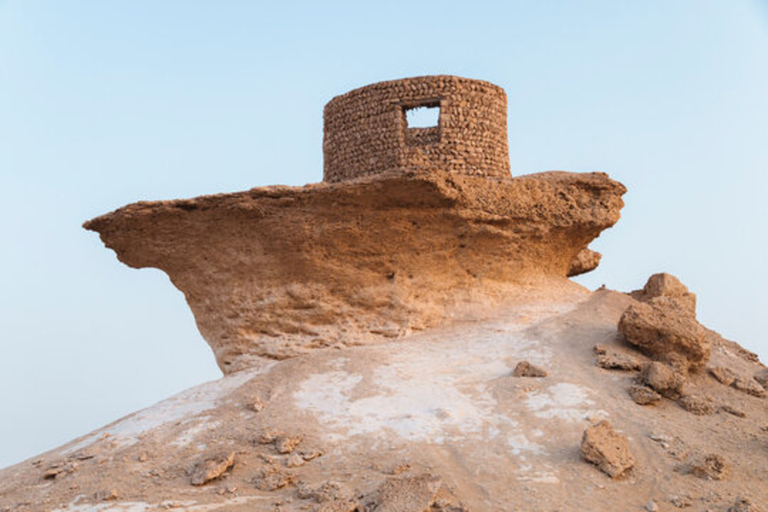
[
  {"left": 84, "top": 76, "right": 627, "bottom": 373},
  {"left": 4, "top": 77, "right": 767, "bottom": 511}
]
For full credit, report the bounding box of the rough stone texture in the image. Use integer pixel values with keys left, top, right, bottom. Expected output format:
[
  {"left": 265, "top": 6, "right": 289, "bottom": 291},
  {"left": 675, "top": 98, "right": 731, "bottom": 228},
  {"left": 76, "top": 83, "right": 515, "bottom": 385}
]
[
  {"left": 635, "top": 273, "right": 697, "bottom": 314},
  {"left": 755, "top": 369, "right": 768, "bottom": 388},
  {"left": 85, "top": 170, "right": 625, "bottom": 373},
  {"left": 639, "top": 362, "right": 686, "bottom": 400},
  {"left": 729, "top": 498, "right": 762, "bottom": 512},
  {"left": 732, "top": 376, "right": 766, "bottom": 398},
  {"left": 323, "top": 76, "right": 510, "bottom": 183},
  {"left": 618, "top": 297, "right": 709, "bottom": 373},
  {"left": 512, "top": 361, "right": 547, "bottom": 378},
  {"left": 596, "top": 350, "right": 641, "bottom": 371},
  {"left": 366, "top": 474, "right": 443, "bottom": 512},
  {"left": 567, "top": 248, "right": 602, "bottom": 277},
  {"left": 189, "top": 451, "right": 235, "bottom": 486},
  {"left": 628, "top": 385, "right": 661, "bottom": 406},
  {"left": 688, "top": 454, "right": 727, "bottom": 481},
  {"left": 709, "top": 366, "right": 737, "bottom": 386},
  {"left": 678, "top": 394, "right": 715, "bottom": 415},
  {"left": 581, "top": 421, "right": 635, "bottom": 478}
]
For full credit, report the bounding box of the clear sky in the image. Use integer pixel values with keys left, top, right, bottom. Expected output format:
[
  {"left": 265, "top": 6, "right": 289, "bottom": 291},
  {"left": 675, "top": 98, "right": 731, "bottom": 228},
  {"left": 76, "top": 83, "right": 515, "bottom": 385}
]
[{"left": 1, "top": 1, "right": 767, "bottom": 469}]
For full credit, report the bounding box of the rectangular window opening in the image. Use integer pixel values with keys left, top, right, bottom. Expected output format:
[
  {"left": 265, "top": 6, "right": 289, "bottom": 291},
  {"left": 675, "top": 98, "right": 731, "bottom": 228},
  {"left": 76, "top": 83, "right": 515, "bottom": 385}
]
[{"left": 404, "top": 104, "right": 440, "bottom": 129}]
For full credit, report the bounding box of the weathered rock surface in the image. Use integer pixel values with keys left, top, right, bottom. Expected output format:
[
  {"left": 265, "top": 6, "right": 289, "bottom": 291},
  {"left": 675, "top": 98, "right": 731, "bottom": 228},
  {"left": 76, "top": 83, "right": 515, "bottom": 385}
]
[
  {"left": 512, "top": 360, "right": 548, "bottom": 378},
  {"left": 639, "top": 362, "right": 686, "bottom": 399},
  {"left": 619, "top": 296, "right": 709, "bottom": 373},
  {"left": 633, "top": 273, "right": 697, "bottom": 314},
  {"left": 567, "top": 248, "right": 602, "bottom": 277},
  {"left": 628, "top": 385, "right": 661, "bottom": 406},
  {"left": 84, "top": 170, "right": 625, "bottom": 373},
  {"left": 580, "top": 420, "right": 635, "bottom": 478}
]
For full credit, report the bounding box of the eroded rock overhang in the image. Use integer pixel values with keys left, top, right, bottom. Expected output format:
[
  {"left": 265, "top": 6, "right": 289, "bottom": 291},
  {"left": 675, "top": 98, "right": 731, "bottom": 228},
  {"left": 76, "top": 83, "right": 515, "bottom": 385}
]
[{"left": 84, "top": 170, "right": 626, "bottom": 373}]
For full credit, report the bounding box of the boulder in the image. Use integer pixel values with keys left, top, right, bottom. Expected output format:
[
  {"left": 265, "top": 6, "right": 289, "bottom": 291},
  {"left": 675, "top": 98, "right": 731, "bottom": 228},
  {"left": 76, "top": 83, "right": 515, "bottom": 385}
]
[
  {"left": 567, "top": 248, "right": 602, "bottom": 277},
  {"left": 581, "top": 421, "right": 635, "bottom": 478},
  {"left": 618, "top": 297, "right": 709, "bottom": 373},
  {"left": 639, "top": 362, "right": 686, "bottom": 400},
  {"left": 627, "top": 385, "right": 661, "bottom": 406}
]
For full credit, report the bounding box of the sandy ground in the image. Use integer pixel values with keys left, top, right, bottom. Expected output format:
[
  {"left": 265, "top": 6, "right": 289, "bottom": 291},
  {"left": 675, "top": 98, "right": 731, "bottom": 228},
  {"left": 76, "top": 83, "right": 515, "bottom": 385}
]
[{"left": 1, "top": 285, "right": 766, "bottom": 511}]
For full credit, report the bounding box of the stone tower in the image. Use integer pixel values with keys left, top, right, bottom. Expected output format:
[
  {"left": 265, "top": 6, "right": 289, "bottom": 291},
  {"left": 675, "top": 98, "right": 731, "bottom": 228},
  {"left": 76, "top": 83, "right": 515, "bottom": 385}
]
[{"left": 323, "top": 75, "right": 511, "bottom": 183}]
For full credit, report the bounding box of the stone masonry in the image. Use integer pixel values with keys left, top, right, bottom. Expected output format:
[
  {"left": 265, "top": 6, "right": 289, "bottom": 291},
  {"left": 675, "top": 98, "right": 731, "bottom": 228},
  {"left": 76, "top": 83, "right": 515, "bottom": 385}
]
[{"left": 323, "top": 75, "right": 511, "bottom": 183}]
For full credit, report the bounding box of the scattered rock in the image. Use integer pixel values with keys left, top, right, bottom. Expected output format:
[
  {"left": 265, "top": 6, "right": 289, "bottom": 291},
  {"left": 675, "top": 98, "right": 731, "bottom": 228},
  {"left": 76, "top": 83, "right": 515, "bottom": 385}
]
[
  {"left": 619, "top": 297, "right": 709, "bottom": 373},
  {"left": 640, "top": 362, "right": 686, "bottom": 400},
  {"left": 638, "top": 273, "right": 697, "bottom": 314},
  {"left": 728, "top": 497, "right": 762, "bottom": 512},
  {"left": 275, "top": 434, "right": 304, "bottom": 454},
  {"left": 678, "top": 394, "right": 715, "bottom": 415},
  {"left": 580, "top": 421, "right": 635, "bottom": 478},
  {"left": 628, "top": 385, "right": 661, "bottom": 406},
  {"left": 597, "top": 350, "right": 642, "bottom": 371},
  {"left": 754, "top": 369, "right": 768, "bottom": 389},
  {"left": 254, "top": 467, "right": 296, "bottom": 491},
  {"left": 259, "top": 431, "right": 305, "bottom": 454},
  {"left": 669, "top": 494, "right": 693, "bottom": 508},
  {"left": 189, "top": 451, "right": 236, "bottom": 486},
  {"left": 646, "top": 500, "right": 659, "bottom": 512},
  {"left": 733, "top": 377, "right": 766, "bottom": 398},
  {"left": 512, "top": 361, "right": 547, "bottom": 378},
  {"left": 42, "top": 462, "right": 78, "bottom": 480},
  {"left": 366, "top": 474, "right": 442, "bottom": 512},
  {"left": 250, "top": 398, "right": 265, "bottom": 413},
  {"left": 719, "top": 404, "right": 746, "bottom": 418},
  {"left": 709, "top": 366, "right": 737, "bottom": 386},
  {"left": 567, "top": 248, "right": 602, "bottom": 277},
  {"left": 688, "top": 454, "right": 727, "bottom": 481},
  {"left": 95, "top": 489, "right": 119, "bottom": 501}
]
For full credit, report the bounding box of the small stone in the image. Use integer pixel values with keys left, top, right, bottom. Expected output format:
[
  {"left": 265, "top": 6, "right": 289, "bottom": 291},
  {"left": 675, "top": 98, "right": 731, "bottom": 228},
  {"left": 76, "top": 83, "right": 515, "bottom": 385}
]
[
  {"left": 689, "top": 453, "right": 727, "bottom": 480},
  {"left": 709, "top": 366, "right": 737, "bottom": 386},
  {"left": 253, "top": 467, "right": 295, "bottom": 491},
  {"left": 597, "top": 350, "right": 642, "bottom": 371},
  {"left": 718, "top": 405, "right": 746, "bottom": 418},
  {"left": 512, "top": 361, "right": 547, "bottom": 378},
  {"left": 678, "top": 394, "right": 715, "bottom": 415},
  {"left": 728, "top": 497, "right": 760, "bottom": 512},
  {"left": 251, "top": 398, "right": 265, "bottom": 413},
  {"left": 670, "top": 494, "right": 693, "bottom": 508},
  {"left": 646, "top": 500, "right": 659, "bottom": 512},
  {"left": 95, "top": 489, "right": 119, "bottom": 501},
  {"left": 581, "top": 421, "right": 635, "bottom": 478},
  {"left": 732, "top": 377, "right": 766, "bottom": 398},
  {"left": 628, "top": 385, "right": 661, "bottom": 406},
  {"left": 189, "top": 451, "right": 236, "bottom": 486},
  {"left": 640, "top": 362, "right": 686, "bottom": 399},
  {"left": 275, "top": 434, "right": 304, "bottom": 454}
]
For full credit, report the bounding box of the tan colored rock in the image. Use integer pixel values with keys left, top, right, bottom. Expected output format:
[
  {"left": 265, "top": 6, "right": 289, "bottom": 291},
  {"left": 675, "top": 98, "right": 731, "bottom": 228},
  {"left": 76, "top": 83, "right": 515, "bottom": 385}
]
[
  {"left": 709, "top": 366, "right": 737, "bottom": 386},
  {"left": 688, "top": 453, "right": 727, "bottom": 480},
  {"left": 597, "top": 350, "right": 642, "bottom": 371},
  {"left": 640, "top": 362, "right": 686, "bottom": 399},
  {"left": 367, "top": 474, "right": 442, "bottom": 512},
  {"left": 639, "top": 273, "right": 697, "bottom": 314},
  {"left": 85, "top": 170, "right": 626, "bottom": 372},
  {"left": 512, "top": 361, "right": 547, "bottom": 378},
  {"left": 581, "top": 421, "right": 635, "bottom": 478},
  {"left": 619, "top": 297, "right": 709, "bottom": 373},
  {"left": 755, "top": 369, "right": 768, "bottom": 388},
  {"left": 189, "top": 451, "right": 236, "bottom": 486},
  {"left": 254, "top": 466, "right": 295, "bottom": 491},
  {"left": 733, "top": 377, "right": 766, "bottom": 398},
  {"left": 628, "top": 385, "right": 661, "bottom": 406},
  {"left": 729, "top": 497, "right": 762, "bottom": 512},
  {"left": 567, "top": 248, "right": 602, "bottom": 277},
  {"left": 678, "top": 394, "right": 715, "bottom": 415}
]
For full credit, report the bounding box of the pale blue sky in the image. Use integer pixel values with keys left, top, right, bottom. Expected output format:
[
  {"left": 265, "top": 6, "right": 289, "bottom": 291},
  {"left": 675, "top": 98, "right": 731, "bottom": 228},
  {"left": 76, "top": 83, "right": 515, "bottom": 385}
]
[{"left": 1, "top": 1, "right": 767, "bottom": 469}]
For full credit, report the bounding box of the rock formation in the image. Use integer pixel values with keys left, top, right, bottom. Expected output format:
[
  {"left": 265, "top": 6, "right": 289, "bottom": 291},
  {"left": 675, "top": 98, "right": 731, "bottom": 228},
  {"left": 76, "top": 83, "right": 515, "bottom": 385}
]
[{"left": 2, "top": 76, "right": 766, "bottom": 511}]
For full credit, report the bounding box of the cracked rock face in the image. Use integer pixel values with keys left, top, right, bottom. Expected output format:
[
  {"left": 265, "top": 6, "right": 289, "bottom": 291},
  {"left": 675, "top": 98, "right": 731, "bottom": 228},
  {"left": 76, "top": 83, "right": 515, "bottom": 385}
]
[{"left": 85, "top": 170, "right": 625, "bottom": 373}]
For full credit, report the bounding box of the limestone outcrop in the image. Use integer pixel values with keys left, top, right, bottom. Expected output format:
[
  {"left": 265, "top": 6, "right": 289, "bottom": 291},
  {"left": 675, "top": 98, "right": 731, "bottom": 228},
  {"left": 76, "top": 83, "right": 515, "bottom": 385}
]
[{"left": 85, "top": 170, "right": 625, "bottom": 373}]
